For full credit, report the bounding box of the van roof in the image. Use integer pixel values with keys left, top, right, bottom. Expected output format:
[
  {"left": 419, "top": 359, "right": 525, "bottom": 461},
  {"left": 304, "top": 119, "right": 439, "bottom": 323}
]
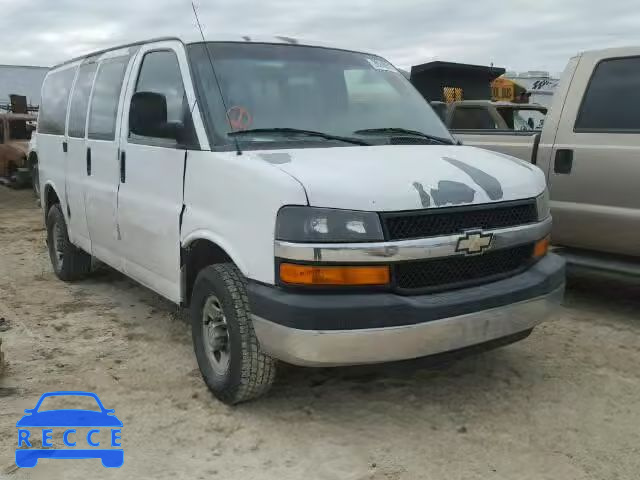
[{"left": 50, "top": 35, "right": 361, "bottom": 71}]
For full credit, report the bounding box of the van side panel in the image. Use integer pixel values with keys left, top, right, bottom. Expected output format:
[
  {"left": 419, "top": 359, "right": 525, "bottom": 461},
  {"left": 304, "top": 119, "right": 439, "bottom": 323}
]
[
  {"left": 115, "top": 41, "right": 200, "bottom": 303},
  {"left": 83, "top": 49, "right": 137, "bottom": 270},
  {"left": 37, "top": 63, "right": 79, "bottom": 222},
  {"left": 180, "top": 151, "right": 308, "bottom": 290},
  {"left": 64, "top": 62, "right": 98, "bottom": 254}
]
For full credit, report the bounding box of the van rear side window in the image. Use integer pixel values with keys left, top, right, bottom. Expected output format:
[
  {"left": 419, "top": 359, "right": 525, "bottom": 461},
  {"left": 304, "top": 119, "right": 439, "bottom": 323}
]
[
  {"left": 88, "top": 56, "right": 130, "bottom": 141},
  {"left": 39, "top": 67, "right": 77, "bottom": 135},
  {"left": 575, "top": 56, "right": 640, "bottom": 132},
  {"left": 68, "top": 62, "right": 98, "bottom": 138}
]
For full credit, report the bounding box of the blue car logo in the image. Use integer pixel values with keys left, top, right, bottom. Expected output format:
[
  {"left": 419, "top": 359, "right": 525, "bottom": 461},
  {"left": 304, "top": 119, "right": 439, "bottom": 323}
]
[{"left": 15, "top": 391, "right": 123, "bottom": 468}]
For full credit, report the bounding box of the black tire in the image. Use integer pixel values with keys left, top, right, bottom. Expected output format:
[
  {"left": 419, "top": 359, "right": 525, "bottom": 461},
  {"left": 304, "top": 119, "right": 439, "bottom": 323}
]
[
  {"left": 46, "top": 204, "right": 92, "bottom": 281},
  {"left": 191, "top": 263, "right": 276, "bottom": 405}
]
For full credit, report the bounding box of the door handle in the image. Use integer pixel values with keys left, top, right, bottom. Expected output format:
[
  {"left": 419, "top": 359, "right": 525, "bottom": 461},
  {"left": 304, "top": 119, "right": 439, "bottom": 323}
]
[
  {"left": 62, "top": 141, "right": 68, "bottom": 153},
  {"left": 554, "top": 149, "right": 573, "bottom": 174},
  {"left": 86, "top": 148, "right": 92, "bottom": 176},
  {"left": 120, "top": 150, "right": 126, "bottom": 183}
]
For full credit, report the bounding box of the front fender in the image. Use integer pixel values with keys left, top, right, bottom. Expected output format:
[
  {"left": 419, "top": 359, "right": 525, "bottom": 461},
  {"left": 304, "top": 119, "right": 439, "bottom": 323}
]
[{"left": 181, "top": 150, "right": 308, "bottom": 285}]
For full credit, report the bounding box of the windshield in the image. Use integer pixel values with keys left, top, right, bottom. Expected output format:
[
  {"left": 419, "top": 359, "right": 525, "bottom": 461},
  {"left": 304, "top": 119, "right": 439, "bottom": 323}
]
[{"left": 188, "top": 42, "right": 453, "bottom": 148}]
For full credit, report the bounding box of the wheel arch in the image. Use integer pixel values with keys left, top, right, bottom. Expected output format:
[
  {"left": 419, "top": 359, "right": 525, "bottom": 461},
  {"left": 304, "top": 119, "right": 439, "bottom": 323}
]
[
  {"left": 181, "top": 232, "right": 249, "bottom": 306},
  {"left": 28, "top": 150, "right": 38, "bottom": 166},
  {"left": 43, "top": 181, "right": 61, "bottom": 214}
]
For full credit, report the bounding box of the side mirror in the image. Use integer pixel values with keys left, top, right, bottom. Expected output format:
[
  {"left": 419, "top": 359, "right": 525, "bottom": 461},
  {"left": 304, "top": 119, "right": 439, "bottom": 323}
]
[
  {"left": 24, "top": 409, "right": 33, "bottom": 414},
  {"left": 129, "top": 91, "right": 181, "bottom": 141}
]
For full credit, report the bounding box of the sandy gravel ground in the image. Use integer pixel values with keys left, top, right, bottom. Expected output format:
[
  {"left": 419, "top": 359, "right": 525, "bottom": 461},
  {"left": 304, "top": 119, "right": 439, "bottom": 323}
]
[{"left": 0, "top": 187, "right": 639, "bottom": 480}]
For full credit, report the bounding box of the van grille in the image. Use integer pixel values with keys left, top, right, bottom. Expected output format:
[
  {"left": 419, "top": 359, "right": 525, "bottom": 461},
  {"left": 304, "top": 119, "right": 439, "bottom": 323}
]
[
  {"left": 394, "top": 244, "right": 534, "bottom": 293},
  {"left": 382, "top": 200, "right": 538, "bottom": 240}
]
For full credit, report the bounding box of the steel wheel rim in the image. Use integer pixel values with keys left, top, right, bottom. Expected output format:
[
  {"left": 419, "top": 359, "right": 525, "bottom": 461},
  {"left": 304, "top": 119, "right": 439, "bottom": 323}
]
[
  {"left": 202, "top": 295, "right": 230, "bottom": 375},
  {"left": 52, "top": 220, "right": 65, "bottom": 269}
]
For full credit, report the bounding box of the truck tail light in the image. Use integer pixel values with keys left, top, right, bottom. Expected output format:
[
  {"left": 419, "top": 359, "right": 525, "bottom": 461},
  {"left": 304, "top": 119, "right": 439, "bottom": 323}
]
[{"left": 279, "top": 263, "right": 390, "bottom": 286}]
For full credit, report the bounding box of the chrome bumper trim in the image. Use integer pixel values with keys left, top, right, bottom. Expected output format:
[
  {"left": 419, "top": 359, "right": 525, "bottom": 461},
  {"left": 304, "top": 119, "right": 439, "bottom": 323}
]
[
  {"left": 275, "top": 217, "right": 552, "bottom": 263},
  {"left": 253, "top": 285, "right": 564, "bottom": 367}
]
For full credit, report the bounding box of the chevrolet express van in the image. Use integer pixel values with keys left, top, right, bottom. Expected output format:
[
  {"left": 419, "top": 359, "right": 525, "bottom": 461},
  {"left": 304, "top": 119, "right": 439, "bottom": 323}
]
[{"left": 37, "top": 36, "right": 565, "bottom": 404}]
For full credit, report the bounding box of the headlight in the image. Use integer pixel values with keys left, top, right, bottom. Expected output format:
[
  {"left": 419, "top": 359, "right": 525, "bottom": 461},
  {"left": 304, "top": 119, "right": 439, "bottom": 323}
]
[
  {"left": 276, "top": 206, "right": 384, "bottom": 243},
  {"left": 536, "top": 189, "right": 550, "bottom": 221}
]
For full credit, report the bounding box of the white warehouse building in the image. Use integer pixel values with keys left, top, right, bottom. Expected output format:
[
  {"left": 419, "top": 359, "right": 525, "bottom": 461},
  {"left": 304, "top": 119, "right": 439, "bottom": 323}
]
[{"left": 0, "top": 64, "right": 48, "bottom": 109}]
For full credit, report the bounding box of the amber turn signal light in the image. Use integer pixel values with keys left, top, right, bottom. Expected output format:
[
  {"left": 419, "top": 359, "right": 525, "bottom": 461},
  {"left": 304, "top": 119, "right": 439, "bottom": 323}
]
[
  {"left": 279, "top": 263, "right": 391, "bottom": 286},
  {"left": 533, "top": 236, "right": 550, "bottom": 258}
]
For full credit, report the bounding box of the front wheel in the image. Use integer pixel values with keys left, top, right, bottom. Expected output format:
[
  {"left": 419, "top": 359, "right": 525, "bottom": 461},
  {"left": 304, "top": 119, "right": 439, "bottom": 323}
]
[{"left": 191, "top": 264, "right": 276, "bottom": 405}]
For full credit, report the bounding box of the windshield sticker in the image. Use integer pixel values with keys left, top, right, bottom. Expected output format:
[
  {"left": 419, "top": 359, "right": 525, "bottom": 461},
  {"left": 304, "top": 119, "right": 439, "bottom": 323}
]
[
  {"left": 366, "top": 57, "right": 397, "bottom": 73},
  {"left": 227, "top": 106, "right": 253, "bottom": 131}
]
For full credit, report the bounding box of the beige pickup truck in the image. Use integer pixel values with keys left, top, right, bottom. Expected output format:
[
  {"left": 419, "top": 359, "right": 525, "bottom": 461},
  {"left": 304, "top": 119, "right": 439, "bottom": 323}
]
[{"left": 453, "top": 47, "right": 640, "bottom": 275}]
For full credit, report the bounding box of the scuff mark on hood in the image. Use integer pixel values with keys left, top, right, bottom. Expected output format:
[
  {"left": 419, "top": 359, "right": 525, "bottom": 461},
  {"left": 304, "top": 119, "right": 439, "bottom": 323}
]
[
  {"left": 430, "top": 180, "right": 475, "bottom": 206},
  {"left": 258, "top": 152, "right": 292, "bottom": 164},
  {"left": 443, "top": 157, "right": 503, "bottom": 201},
  {"left": 412, "top": 182, "right": 431, "bottom": 207}
]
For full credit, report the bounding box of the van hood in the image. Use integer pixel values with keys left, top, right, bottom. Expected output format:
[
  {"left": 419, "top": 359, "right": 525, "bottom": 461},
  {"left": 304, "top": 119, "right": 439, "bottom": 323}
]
[{"left": 254, "top": 145, "right": 546, "bottom": 211}]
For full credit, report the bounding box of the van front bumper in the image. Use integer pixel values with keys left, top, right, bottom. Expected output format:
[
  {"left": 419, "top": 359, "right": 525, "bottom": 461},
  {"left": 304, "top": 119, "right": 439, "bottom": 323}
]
[{"left": 248, "top": 254, "right": 565, "bottom": 367}]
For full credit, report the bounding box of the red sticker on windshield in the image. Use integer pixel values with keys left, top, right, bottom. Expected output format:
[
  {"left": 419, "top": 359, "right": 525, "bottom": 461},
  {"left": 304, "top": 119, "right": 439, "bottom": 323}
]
[{"left": 227, "top": 106, "right": 253, "bottom": 131}]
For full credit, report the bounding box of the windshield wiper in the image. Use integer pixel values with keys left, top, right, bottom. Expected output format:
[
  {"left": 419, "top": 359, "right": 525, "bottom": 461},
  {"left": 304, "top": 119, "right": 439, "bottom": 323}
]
[
  {"left": 228, "top": 128, "right": 370, "bottom": 146},
  {"left": 353, "top": 128, "right": 455, "bottom": 145}
]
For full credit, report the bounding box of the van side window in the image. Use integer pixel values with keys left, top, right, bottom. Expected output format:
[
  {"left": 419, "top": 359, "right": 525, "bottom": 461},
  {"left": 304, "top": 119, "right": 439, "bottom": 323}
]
[
  {"left": 129, "top": 50, "right": 187, "bottom": 145},
  {"left": 575, "top": 57, "right": 640, "bottom": 132},
  {"left": 68, "top": 63, "right": 98, "bottom": 138},
  {"left": 88, "top": 56, "right": 130, "bottom": 141},
  {"left": 450, "top": 107, "right": 497, "bottom": 130},
  {"left": 38, "top": 67, "right": 77, "bottom": 135}
]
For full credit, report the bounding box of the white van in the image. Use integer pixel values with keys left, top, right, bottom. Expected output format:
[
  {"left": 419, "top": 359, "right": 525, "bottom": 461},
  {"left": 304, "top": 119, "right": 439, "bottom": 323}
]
[{"left": 37, "top": 36, "right": 565, "bottom": 404}]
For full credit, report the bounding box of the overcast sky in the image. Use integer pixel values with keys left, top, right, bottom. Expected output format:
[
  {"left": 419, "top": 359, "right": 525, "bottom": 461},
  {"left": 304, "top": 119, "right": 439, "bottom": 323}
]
[{"left": 1, "top": 0, "right": 639, "bottom": 74}]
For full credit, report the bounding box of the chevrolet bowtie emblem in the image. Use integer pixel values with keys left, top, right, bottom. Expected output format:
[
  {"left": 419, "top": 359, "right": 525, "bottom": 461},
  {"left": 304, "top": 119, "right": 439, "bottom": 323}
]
[{"left": 456, "top": 231, "right": 493, "bottom": 255}]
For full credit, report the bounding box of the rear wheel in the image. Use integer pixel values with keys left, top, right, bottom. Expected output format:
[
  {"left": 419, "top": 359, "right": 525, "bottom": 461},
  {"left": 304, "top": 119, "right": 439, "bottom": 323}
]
[
  {"left": 191, "top": 263, "right": 276, "bottom": 404},
  {"left": 46, "top": 204, "right": 91, "bottom": 281}
]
